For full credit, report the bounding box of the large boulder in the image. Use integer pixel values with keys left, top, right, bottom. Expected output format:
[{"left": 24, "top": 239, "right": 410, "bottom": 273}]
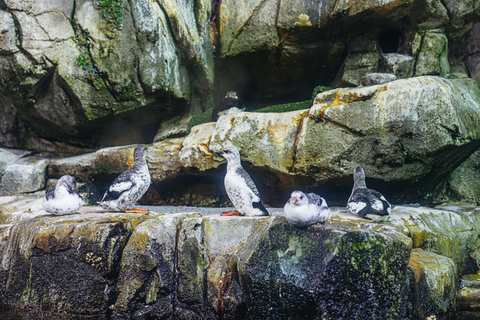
[
  {"left": 41, "top": 76, "right": 480, "bottom": 205},
  {"left": 1, "top": 196, "right": 480, "bottom": 317},
  {"left": 0, "top": 200, "right": 414, "bottom": 319}
]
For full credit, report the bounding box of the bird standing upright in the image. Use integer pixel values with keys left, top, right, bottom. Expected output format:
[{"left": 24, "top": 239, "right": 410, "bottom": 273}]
[
  {"left": 347, "top": 166, "right": 391, "bottom": 221},
  {"left": 100, "top": 145, "right": 151, "bottom": 214},
  {"left": 42, "top": 175, "right": 84, "bottom": 215},
  {"left": 215, "top": 146, "right": 269, "bottom": 216}
]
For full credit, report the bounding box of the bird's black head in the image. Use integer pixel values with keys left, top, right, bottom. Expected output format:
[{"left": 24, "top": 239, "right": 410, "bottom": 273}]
[
  {"left": 57, "top": 175, "right": 77, "bottom": 192},
  {"left": 133, "top": 145, "right": 147, "bottom": 162},
  {"left": 214, "top": 146, "right": 240, "bottom": 163}
]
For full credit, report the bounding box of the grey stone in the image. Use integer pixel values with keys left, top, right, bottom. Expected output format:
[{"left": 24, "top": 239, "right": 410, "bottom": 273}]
[
  {"left": 0, "top": 157, "right": 48, "bottom": 195},
  {"left": 380, "top": 53, "right": 415, "bottom": 78},
  {"left": 415, "top": 31, "right": 450, "bottom": 76},
  {"left": 408, "top": 249, "right": 458, "bottom": 318},
  {"left": 333, "top": 51, "right": 380, "bottom": 87},
  {"left": 358, "top": 73, "right": 397, "bottom": 87}
]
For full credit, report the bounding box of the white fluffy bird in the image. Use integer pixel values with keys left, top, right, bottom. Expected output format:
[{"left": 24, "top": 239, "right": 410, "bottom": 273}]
[
  {"left": 347, "top": 166, "right": 391, "bottom": 221},
  {"left": 42, "top": 175, "right": 84, "bottom": 215},
  {"left": 100, "top": 145, "right": 151, "bottom": 213},
  {"left": 215, "top": 146, "right": 269, "bottom": 216},
  {"left": 284, "top": 191, "right": 331, "bottom": 227}
]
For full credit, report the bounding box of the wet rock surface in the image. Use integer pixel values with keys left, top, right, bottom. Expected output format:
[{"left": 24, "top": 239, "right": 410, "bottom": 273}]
[{"left": 0, "top": 196, "right": 479, "bottom": 318}]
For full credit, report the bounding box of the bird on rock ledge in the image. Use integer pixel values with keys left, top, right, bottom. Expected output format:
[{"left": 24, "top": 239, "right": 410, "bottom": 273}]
[
  {"left": 100, "top": 145, "right": 151, "bottom": 214},
  {"left": 347, "top": 166, "right": 391, "bottom": 222},
  {"left": 42, "top": 175, "right": 84, "bottom": 215},
  {"left": 215, "top": 146, "right": 269, "bottom": 217},
  {"left": 284, "top": 190, "right": 331, "bottom": 227}
]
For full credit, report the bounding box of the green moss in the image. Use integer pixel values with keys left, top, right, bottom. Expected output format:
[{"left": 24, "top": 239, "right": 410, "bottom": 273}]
[
  {"left": 94, "top": 0, "right": 124, "bottom": 39},
  {"left": 73, "top": 21, "right": 102, "bottom": 90},
  {"left": 253, "top": 100, "right": 311, "bottom": 113},
  {"left": 311, "top": 86, "right": 333, "bottom": 100},
  {"left": 187, "top": 107, "right": 213, "bottom": 133}
]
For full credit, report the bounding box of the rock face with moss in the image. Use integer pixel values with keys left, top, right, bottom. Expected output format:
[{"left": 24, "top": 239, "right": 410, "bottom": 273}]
[
  {"left": 0, "top": 199, "right": 415, "bottom": 319},
  {"left": 0, "top": 0, "right": 213, "bottom": 152},
  {"left": 3, "top": 197, "right": 480, "bottom": 318},
  {"left": 40, "top": 75, "right": 480, "bottom": 205}
]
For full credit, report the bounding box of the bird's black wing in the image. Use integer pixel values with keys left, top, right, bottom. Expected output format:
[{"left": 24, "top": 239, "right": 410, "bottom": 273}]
[
  {"left": 306, "top": 193, "right": 327, "bottom": 207},
  {"left": 45, "top": 189, "right": 55, "bottom": 201},
  {"left": 236, "top": 167, "right": 261, "bottom": 199},
  {"left": 102, "top": 171, "right": 134, "bottom": 202}
]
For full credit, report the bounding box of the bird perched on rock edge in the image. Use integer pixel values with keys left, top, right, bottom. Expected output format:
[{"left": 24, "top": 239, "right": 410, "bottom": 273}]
[
  {"left": 215, "top": 146, "right": 269, "bottom": 216},
  {"left": 211, "top": 91, "right": 247, "bottom": 121},
  {"left": 284, "top": 190, "right": 331, "bottom": 227},
  {"left": 347, "top": 166, "right": 391, "bottom": 221},
  {"left": 100, "top": 145, "right": 151, "bottom": 214},
  {"left": 42, "top": 175, "right": 84, "bottom": 215}
]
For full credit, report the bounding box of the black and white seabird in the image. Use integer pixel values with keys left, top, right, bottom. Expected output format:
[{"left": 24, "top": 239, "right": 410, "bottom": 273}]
[
  {"left": 215, "top": 146, "right": 269, "bottom": 216},
  {"left": 100, "top": 145, "right": 151, "bottom": 214},
  {"left": 211, "top": 91, "right": 246, "bottom": 121},
  {"left": 284, "top": 191, "right": 331, "bottom": 227},
  {"left": 42, "top": 175, "right": 84, "bottom": 215},
  {"left": 347, "top": 166, "right": 391, "bottom": 221}
]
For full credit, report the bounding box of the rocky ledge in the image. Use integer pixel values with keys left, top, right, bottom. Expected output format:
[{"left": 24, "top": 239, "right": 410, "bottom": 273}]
[{"left": 1, "top": 197, "right": 479, "bottom": 319}]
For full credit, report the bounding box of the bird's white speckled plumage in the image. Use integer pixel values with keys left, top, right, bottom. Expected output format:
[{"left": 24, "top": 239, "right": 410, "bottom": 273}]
[
  {"left": 42, "top": 175, "right": 84, "bottom": 215},
  {"left": 217, "top": 146, "right": 269, "bottom": 216},
  {"left": 347, "top": 166, "right": 391, "bottom": 221},
  {"left": 100, "top": 145, "right": 151, "bottom": 212},
  {"left": 284, "top": 191, "right": 331, "bottom": 227}
]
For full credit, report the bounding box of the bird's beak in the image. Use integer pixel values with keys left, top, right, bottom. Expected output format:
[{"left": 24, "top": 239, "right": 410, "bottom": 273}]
[
  {"left": 292, "top": 197, "right": 297, "bottom": 204},
  {"left": 213, "top": 151, "right": 222, "bottom": 156}
]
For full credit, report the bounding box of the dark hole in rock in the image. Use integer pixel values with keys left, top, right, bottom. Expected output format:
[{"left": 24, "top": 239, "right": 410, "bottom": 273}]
[{"left": 379, "top": 29, "right": 401, "bottom": 54}]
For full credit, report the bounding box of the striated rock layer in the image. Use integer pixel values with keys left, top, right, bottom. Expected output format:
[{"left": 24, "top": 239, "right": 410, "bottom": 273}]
[
  {"left": 44, "top": 76, "right": 480, "bottom": 205},
  {"left": 2, "top": 197, "right": 480, "bottom": 318}
]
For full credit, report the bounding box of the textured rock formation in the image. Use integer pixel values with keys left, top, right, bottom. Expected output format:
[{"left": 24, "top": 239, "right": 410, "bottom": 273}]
[
  {"left": 0, "top": 0, "right": 213, "bottom": 151},
  {"left": 40, "top": 76, "right": 480, "bottom": 205},
  {"left": 1, "top": 196, "right": 478, "bottom": 318},
  {"left": 2, "top": 0, "right": 479, "bottom": 152}
]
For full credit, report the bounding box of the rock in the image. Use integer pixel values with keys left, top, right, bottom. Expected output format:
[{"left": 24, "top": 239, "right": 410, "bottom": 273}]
[
  {"left": 408, "top": 249, "right": 458, "bottom": 318},
  {"left": 295, "top": 76, "right": 480, "bottom": 195},
  {"left": 389, "top": 206, "right": 480, "bottom": 275},
  {"left": 210, "top": 110, "right": 308, "bottom": 174},
  {"left": 358, "top": 73, "right": 397, "bottom": 87},
  {"left": 47, "top": 152, "right": 96, "bottom": 180},
  {"left": 41, "top": 76, "right": 480, "bottom": 205},
  {"left": 114, "top": 212, "right": 199, "bottom": 318},
  {"left": 0, "top": 211, "right": 150, "bottom": 314},
  {"left": 237, "top": 218, "right": 412, "bottom": 319},
  {"left": 431, "top": 148, "right": 480, "bottom": 203},
  {"left": 333, "top": 51, "right": 380, "bottom": 88},
  {"left": 179, "top": 122, "right": 221, "bottom": 171},
  {"left": 458, "top": 274, "right": 480, "bottom": 311},
  {"left": 0, "top": 197, "right": 416, "bottom": 319},
  {"left": 0, "top": 157, "right": 48, "bottom": 196},
  {"left": 415, "top": 31, "right": 450, "bottom": 76},
  {"left": 0, "top": 148, "right": 28, "bottom": 176},
  {"left": 153, "top": 115, "right": 191, "bottom": 142},
  {"left": 380, "top": 53, "right": 415, "bottom": 78},
  {"left": 0, "top": 0, "right": 212, "bottom": 152}
]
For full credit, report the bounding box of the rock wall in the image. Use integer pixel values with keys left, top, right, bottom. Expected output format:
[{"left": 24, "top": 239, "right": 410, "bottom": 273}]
[
  {"left": 1, "top": 198, "right": 480, "bottom": 318},
  {"left": 1, "top": 0, "right": 480, "bottom": 152}
]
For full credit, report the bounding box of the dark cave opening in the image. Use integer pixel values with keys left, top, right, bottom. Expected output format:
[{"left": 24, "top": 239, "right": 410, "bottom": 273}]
[{"left": 378, "top": 29, "right": 401, "bottom": 54}]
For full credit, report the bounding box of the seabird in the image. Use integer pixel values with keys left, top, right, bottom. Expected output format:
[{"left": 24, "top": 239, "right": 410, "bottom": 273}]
[
  {"left": 42, "top": 175, "right": 84, "bottom": 215},
  {"left": 347, "top": 166, "right": 391, "bottom": 221},
  {"left": 215, "top": 146, "right": 269, "bottom": 216},
  {"left": 284, "top": 190, "right": 331, "bottom": 227},
  {"left": 100, "top": 145, "right": 151, "bottom": 214},
  {"left": 211, "top": 91, "right": 246, "bottom": 121}
]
